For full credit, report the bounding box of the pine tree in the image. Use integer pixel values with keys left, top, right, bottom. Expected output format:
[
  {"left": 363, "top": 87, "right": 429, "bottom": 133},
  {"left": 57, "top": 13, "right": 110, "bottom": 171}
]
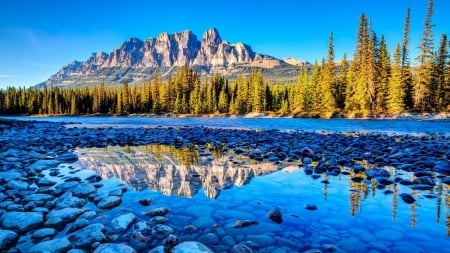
[
  {"left": 432, "top": 34, "right": 448, "bottom": 110},
  {"left": 319, "top": 32, "right": 337, "bottom": 115},
  {"left": 414, "top": 0, "right": 435, "bottom": 110},
  {"left": 376, "top": 35, "right": 391, "bottom": 112},
  {"left": 388, "top": 44, "right": 405, "bottom": 114},
  {"left": 401, "top": 7, "right": 414, "bottom": 109},
  {"left": 335, "top": 54, "right": 348, "bottom": 110}
]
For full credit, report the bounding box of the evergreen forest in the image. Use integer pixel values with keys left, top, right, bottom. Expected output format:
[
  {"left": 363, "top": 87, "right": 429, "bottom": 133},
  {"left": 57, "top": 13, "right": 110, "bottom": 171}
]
[{"left": 0, "top": 0, "right": 449, "bottom": 117}]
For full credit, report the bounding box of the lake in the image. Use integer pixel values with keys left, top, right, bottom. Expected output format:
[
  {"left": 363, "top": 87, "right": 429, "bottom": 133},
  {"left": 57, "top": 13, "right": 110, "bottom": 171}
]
[{"left": 3, "top": 116, "right": 450, "bottom": 252}]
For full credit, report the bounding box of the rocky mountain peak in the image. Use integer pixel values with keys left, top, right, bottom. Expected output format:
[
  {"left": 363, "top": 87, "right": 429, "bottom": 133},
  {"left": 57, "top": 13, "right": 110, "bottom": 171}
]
[
  {"left": 202, "top": 28, "right": 222, "bottom": 45},
  {"left": 42, "top": 28, "right": 300, "bottom": 86}
]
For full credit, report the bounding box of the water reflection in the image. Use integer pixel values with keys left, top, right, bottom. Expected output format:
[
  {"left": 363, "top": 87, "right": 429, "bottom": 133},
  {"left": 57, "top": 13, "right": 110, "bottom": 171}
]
[
  {"left": 75, "top": 144, "right": 450, "bottom": 236},
  {"left": 75, "top": 144, "right": 279, "bottom": 199}
]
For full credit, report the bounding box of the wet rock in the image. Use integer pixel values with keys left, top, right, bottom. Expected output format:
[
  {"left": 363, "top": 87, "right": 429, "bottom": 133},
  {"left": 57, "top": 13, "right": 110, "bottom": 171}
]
[
  {"left": 67, "top": 219, "right": 90, "bottom": 233},
  {"left": 305, "top": 204, "right": 318, "bottom": 210},
  {"left": 56, "top": 153, "right": 79, "bottom": 163},
  {"left": 365, "top": 168, "right": 390, "bottom": 179},
  {"left": 171, "top": 241, "right": 214, "bottom": 253},
  {"left": 97, "top": 196, "right": 122, "bottom": 209},
  {"left": 6, "top": 180, "right": 29, "bottom": 190},
  {"left": 198, "top": 232, "right": 220, "bottom": 245},
  {"left": 435, "top": 161, "right": 450, "bottom": 175},
  {"left": 376, "top": 177, "right": 394, "bottom": 185},
  {"left": 29, "top": 159, "right": 60, "bottom": 172},
  {"left": 248, "top": 234, "right": 275, "bottom": 247},
  {"left": 133, "top": 221, "right": 152, "bottom": 233},
  {"left": 0, "top": 230, "right": 18, "bottom": 250},
  {"left": 93, "top": 243, "right": 137, "bottom": 253},
  {"left": 36, "top": 177, "right": 57, "bottom": 187},
  {"left": 31, "top": 228, "right": 57, "bottom": 241},
  {"left": 45, "top": 207, "right": 85, "bottom": 228},
  {"left": 111, "top": 213, "right": 137, "bottom": 232},
  {"left": 267, "top": 206, "right": 283, "bottom": 224},
  {"left": 55, "top": 192, "right": 86, "bottom": 209},
  {"left": 164, "top": 234, "right": 179, "bottom": 251},
  {"left": 137, "top": 198, "right": 152, "bottom": 206},
  {"left": 71, "top": 182, "right": 96, "bottom": 197},
  {"left": 145, "top": 207, "right": 170, "bottom": 217},
  {"left": 152, "top": 224, "right": 174, "bottom": 239},
  {"left": 413, "top": 176, "right": 435, "bottom": 186},
  {"left": 68, "top": 223, "right": 106, "bottom": 249},
  {"left": 151, "top": 216, "right": 169, "bottom": 224},
  {"left": 231, "top": 220, "right": 259, "bottom": 228},
  {"left": 24, "top": 193, "right": 54, "bottom": 202},
  {"left": 230, "top": 243, "right": 254, "bottom": 253},
  {"left": 399, "top": 193, "right": 416, "bottom": 204},
  {"left": 441, "top": 177, "right": 450, "bottom": 185},
  {"left": 29, "top": 237, "right": 71, "bottom": 253},
  {"left": 0, "top": 212, "right": 43, "bottom": 233},
  {"left": 129, "top": 231, "right": 151, "bottom": 250}
]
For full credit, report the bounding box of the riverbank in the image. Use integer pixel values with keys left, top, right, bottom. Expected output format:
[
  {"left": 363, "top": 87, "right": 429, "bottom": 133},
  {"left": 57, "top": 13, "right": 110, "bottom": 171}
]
[{"left": 0, "top": 119, "right": 449, "bottom": 252}]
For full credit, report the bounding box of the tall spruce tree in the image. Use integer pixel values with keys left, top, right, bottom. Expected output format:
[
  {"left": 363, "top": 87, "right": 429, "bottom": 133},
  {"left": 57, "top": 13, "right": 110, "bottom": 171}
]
[
  {"left": 414, "top": 0, "right": 435, "bottom": 110},
  {"left": 401, "top": 7, "right": 414, "bottom": 109},
  {"left": 319, "top": 32, "right": 337, "bottom": 114},
  {"left": 388, "top": 44, "right": 405, "bottom": 113}
]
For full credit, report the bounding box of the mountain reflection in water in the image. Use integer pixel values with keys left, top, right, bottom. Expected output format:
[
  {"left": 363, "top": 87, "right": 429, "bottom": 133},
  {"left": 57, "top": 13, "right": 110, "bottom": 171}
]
[{"left": 75, "top": 144, "right": 280, "bottom": 199}]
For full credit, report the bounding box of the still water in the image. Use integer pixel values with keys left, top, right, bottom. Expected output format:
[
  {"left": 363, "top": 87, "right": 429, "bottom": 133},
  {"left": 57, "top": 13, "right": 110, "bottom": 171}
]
[
  {"left": 72, "top": 143, "right": 449, "bottom": 252},
  {"left": 1, "top": 115, "right": 450, "bottom": 134}
]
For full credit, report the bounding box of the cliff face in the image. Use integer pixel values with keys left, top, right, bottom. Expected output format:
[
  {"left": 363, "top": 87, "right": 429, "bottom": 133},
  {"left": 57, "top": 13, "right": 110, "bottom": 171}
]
[
  {"left": 44, "top": 28, "right": 291, "bottom": 86},
  {"left": 75, "top": 145, "right": 279, "bottom": 199}
]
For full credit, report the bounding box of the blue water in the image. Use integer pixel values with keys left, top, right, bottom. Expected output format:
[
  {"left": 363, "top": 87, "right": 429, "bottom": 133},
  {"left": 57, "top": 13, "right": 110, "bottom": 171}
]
[
  {"left": 70, "top": 144, "right": 450, "bottom": 253},
  {"left": 1, "top": 115, "right": 450, "bottom": 134}
]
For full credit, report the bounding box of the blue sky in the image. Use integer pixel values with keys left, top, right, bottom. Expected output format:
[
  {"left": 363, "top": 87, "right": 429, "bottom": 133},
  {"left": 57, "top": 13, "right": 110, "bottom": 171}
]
[{"left": 1, "top": 0, "right": 449, "bottom": 88}]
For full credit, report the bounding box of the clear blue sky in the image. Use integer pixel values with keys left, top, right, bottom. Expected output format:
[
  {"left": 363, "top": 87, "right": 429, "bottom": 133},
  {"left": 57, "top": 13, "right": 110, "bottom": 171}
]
[{"left": 1, "top": 0, "right": 449, "bottom": 88}]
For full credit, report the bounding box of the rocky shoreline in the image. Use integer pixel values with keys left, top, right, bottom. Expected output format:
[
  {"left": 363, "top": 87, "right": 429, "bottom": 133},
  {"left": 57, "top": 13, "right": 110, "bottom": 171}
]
[{"left": 0, "top": 119, "right": 449, "bottom": 252}]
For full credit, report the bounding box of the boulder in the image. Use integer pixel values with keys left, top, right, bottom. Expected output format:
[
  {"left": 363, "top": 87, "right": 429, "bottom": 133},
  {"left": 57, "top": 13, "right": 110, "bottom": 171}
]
[
  {"left": 68, "top": 223, "right": 106, "bottom": 249},
  {"left": 0, "top": 212, "right": 43, "bottom": 233},
  {"left": 45, "top": 207, "right": 85, "bottom": 228},
  {"left": 0, "top": 230, "right": 18, "bottom": 250},
  {"left": 111, "top": 213, "right": 137, "bottom": 231},
  {"left": 97, "top": 196, "right": 122, "bottom": 209},
  {"left": 29, "top": 237, "right": 71, "bottom": 253},
  {"left": 93, "top": 243, "right": 136, "bottom": 253},
  {"left": 172, "top": 241, "right": 214, "bottom": 253}
]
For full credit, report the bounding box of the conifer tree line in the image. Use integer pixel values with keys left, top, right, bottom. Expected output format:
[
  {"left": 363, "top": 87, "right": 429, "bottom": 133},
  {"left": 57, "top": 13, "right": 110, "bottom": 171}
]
[{"left": 0, "top": 0, "right": 449, "bottom": 117}]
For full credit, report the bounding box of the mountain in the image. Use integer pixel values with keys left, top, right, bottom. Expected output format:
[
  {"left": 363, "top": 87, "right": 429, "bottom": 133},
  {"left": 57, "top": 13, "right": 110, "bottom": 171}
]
[{"left": 40, "top": 28, "right": 302, "bottom": 87}]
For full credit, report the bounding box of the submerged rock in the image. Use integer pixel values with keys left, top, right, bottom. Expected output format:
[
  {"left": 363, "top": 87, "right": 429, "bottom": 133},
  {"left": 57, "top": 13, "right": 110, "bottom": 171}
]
[
  {"left": 365, "top": 168, "right": 390, "bottom": 179},
  {"left": 111, "top": 213, "right": 137, "bottom": 232},
  {"left": 145, "top": 207, "right": 170, "bottom": 217},
  {"left": 172, "top": 241, "right": 214, "bottom": 253},
  {"left": 231, "top": 243, "right": 254, "bottom": 253},
  {"left": 267, "top": 206, "right": 283, "bottom": 224},
  {"left": 93, "top": 243, "right": 137, "bottom": 253},
  {"left": 152, "top": 224, "right": 174, "bottom": 239},
  {"left": 97, "top": 196, "right": 122, "bottom": 209},
  {"left": 45, "top": 207, "right": 85, "bottom": 228},
  {"left": 305, "top": 204, "right": 318, "bottom": 210},
  {"left": 68, "top": 223, "right": 106, "bottom": 249},
  {"left": 400, "top": 193, "right": 416, "bottom": 204},
  {"left": 231, "top": 220, "right": 259, "bottom": 228}
]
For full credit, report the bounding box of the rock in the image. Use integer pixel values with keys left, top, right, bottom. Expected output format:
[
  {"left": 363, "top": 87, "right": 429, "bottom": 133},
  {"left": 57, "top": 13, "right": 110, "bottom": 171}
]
[
  {"left": 29, "top": 159, "right": 60, "bottom": 172},
  {"left": 145, "top": 207, "right": 169, "bottom": 217},
  {"left": 151, "top": 216, "right": 169, "bottom": 224},
  {"left": 111, "top": 213, "right": 137, "bottom": 231},
  {"left": 24, "top": 193, "right": 54, "bottom": 202},
  {"left": 148, "top": 246, "right": 164, "bottom": 253},
  {"left": 31, "top": 228, "right": 57, "bottom": 241},
  {"left": 413, "top": 176, "right": 435, "bottom": 186},
  {"left": 267, "top": 206, "right": 283, "bottom": 224},
  {"left": 6, "top": 180, "right": 29, "bottom": 190},
  {"left": 164, "top": 234, "right": 179, "bottom": 251},
  {"left": 93, "top": 243, "right": 137, "bottom": 253},
  {"left": 152, "top": 224, "right": 174, "bottom": 239},
  {"left": 302, "top": 147, "right": 314, "bottom": 158},
  {"left": 55, "top": 192, "right": 86, "bottom": 209},
  {"left": 0, "top": 230, "right": 18, "bottom": 250},
  {"left": 45, "top": 207, "right": 85, "bottom": 228},
  {"left": 197, "top": 233, "right": 219, "bottom": 245},
  {"left": 71, "top": 183, "right": 96, "bottom": 197},
  {"left": 56, "top": 153, "right": 79, "bottom": 163},
  {"left": 29, "top": 237, "right": 71, "bottom": 253},
  {"left": 376, "top": 177, "right": 394, "bottom": 185},
  {"left": 138, "top": 198, "right": 152, "bottom": 206},
  {"left": 0, "top": 170, "right": 22, "bottom": 182},
  {"left": 133, "top": 221, "right": 152, "bottom": 233},
  {"left": 400, "top": 193, "right": 416, "bottom": 204},
  {"left": 247, "top": 234, "right": 275, "bottom": 247},
  {"left": 171, "top": 241, "right": 214, "bottom": 253},
  {"left": 0, "top": 212, "right": 43, "bottom": 232},
  {"left": 434, "top": 161, "right": 450, "bottom": 175},
  {"left": 441, "top": 177, "right": 450, "bottom": 185},
  {"left": 231, "top": 220, "right": 259, "bottom": 228},
  {"left": 305, "top": 204, "right": 318, "bottom": 210},
  {"left": 97, "top": 196, "right": 122, "bottom": 209},
  {"left": 67, "top": 219, "right": 90, "bottom": 233},
  {"left": 68, "top": 223, "right": 106, "bottom": 249},
  {"left": 365, "top": 168, "right": 390, "bottom": 179},
  {"left": 35, "top": 178, "right": 57, "bottom": 187},
  {"left": 375, "top": 229, "right": 404, "bottom": 241},
  {"left": 231, "top": 243, "right": 254, "bottom": 253}
]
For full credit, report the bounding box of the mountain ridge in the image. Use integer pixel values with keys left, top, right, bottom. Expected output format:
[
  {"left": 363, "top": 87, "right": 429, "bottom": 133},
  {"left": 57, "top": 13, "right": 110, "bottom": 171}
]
[{"left": 40, "top": 28, "right": 306, "bottom": 87}]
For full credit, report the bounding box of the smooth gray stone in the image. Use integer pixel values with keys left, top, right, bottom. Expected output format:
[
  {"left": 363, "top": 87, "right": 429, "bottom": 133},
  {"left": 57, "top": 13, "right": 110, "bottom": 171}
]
[{"left": 0, "top": 212, "right": 43, "bottom": 233}]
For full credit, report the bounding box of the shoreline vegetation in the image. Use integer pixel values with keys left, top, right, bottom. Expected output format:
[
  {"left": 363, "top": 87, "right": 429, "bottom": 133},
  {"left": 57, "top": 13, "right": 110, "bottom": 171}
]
[{"left": 1, "top": 0, "right": 449, "bottom": 119}]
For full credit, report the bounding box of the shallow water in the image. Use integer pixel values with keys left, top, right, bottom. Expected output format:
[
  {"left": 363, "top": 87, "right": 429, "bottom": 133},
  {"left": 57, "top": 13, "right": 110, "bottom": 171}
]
[
  {"left": 2, "top": 115, "right": 450, "bottom": 135},
  {"left": 72, "top": 144, "right": 450, "bottom": 252}
]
